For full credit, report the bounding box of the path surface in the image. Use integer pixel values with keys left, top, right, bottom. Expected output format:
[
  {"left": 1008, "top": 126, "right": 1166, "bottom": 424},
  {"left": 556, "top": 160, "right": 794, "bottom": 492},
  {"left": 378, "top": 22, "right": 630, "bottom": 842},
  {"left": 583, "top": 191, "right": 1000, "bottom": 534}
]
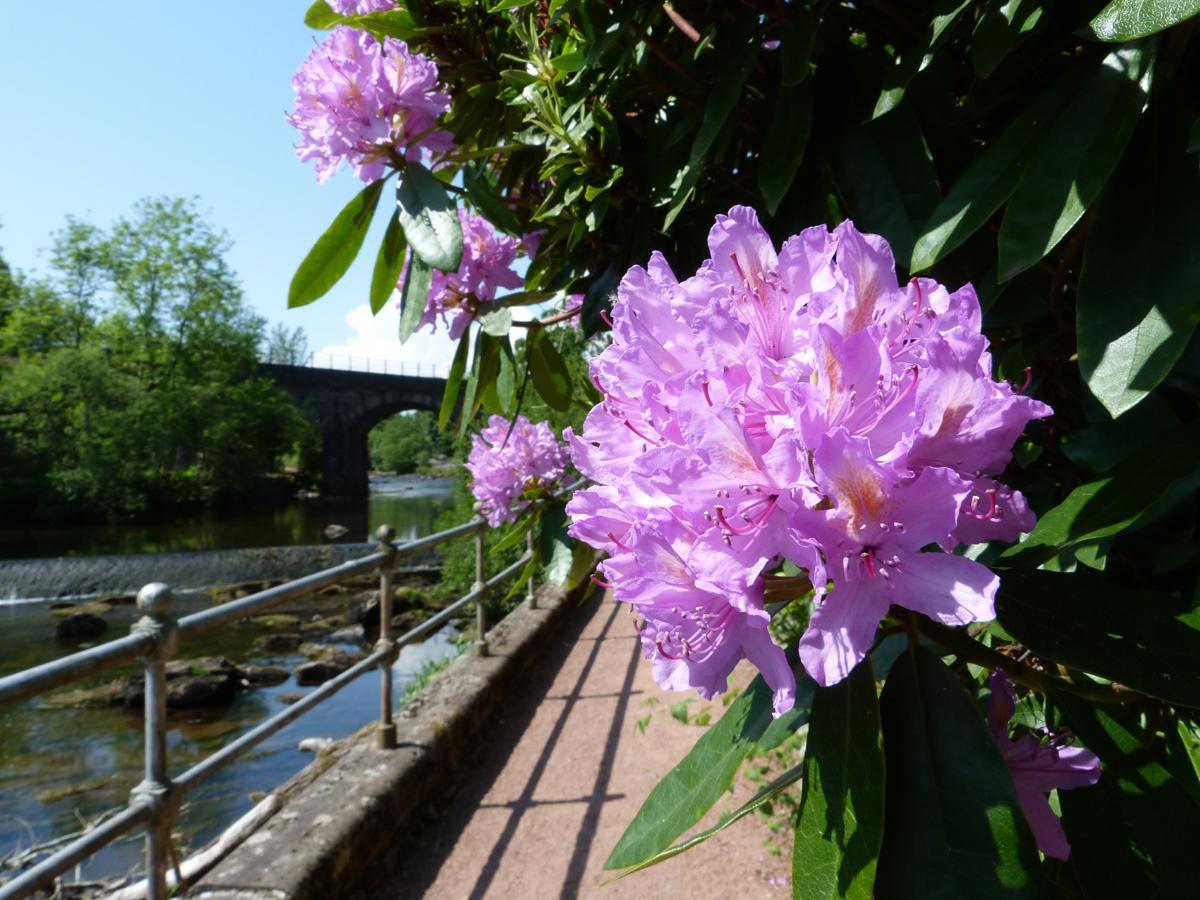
[{"left": 359, "top": 589, "right": 791, "bottom": 899}]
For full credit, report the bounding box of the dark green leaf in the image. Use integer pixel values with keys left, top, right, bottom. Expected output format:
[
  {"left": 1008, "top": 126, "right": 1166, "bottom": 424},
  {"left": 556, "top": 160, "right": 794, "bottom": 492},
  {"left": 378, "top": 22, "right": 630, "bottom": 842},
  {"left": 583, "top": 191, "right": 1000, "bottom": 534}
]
[
  {"left": 971, "top": 0, "right": 1044, "bottom": 79},
  {"left": 607, "top": 762, "right": 805, "bottom": 882},
  {"left": 999, "top": 418, "right": 1200, "bottom": 568},
  {"left": 288, "top": 179, "right": 384, "bottom": 308},
  {"left": 437, "top": 335, "right": 470, "bottom": 432},
  {"left": 793, "top": 661, "right": 885, "bottom": 900},
  {"left": 369, "top": 211, "right": 407, "bottom": 315},
  {"left": 995, "top": 569, "right": 1200, "bottom": 707},
  {"left": 528, "top": 328, "right": 572, "bottom": 412},
  {"left": 781, "top": 12, "right": 818, "bottom": 85},
  {"left": 1077, "top": 107, "right": 1200, "bottom": 418},
  {"left": 565, "top": 542, "right": 596, "bottom": 591},
  {"left": 876, "top": 646, "right": 1042, "bottom": 898},
  {"left": 833, "top": 103, "right": 941, "bottom": 266},
  {"left": 350, "top": 8, "right": 419, "bottom": 40},
  {"left": 1057, "top": 694, "right": 1200, "bottom": 895},
  {"left": 397, "top": 257, "right": 432, "bottom": 344},
  {"left": 458, "top": 329, "right": 493, "bottom": 438},
  {"left": 758, "top": 80, "right": 813, "bottom": 215},
  {"left": 1084, "top": 0, "right": 1200, "bottom": 41},
  {"left": 463, "top": 168, "right": 525, "bottom": 236},
  {"left": 910, "top": 72, "right": 1079, "bottom": 272},
  {"left": 606, "top": 674, "right": 814, "bottom": 869},
  {"left": 663, "top": 39, "right": 757, "bottom": 227},
  {"left": 495, "top": 336, "right": 517, "bottom": 414},
  {"left": 396, "top": 162, "right": 463, "bottom": 272},
  {"left": 670, "top": 702, "right": 690, "bottom": 725},
  {"left": 872, "top": 0, "right": 972, "bottom": 120},
  {"left": 997, "top": 43, "right": 1154, "bottom": 280},
  {"left": 304, "top": 0, "right": 340, "bottom": 29}
]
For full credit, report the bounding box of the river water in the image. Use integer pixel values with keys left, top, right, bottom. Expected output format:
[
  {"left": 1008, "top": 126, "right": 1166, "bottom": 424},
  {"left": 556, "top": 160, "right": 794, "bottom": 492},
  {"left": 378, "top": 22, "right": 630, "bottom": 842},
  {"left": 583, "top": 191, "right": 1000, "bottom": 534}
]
[{"left": 0, "top": 475, "right": 461, "bottom": 886}]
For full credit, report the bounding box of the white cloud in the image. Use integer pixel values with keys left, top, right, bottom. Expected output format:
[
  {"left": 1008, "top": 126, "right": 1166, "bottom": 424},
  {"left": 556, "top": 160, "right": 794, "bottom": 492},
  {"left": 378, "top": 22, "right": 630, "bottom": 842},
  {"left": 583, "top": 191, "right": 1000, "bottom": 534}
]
[{"left": 313, "top": 300, "right": 458, "bottom": 377}]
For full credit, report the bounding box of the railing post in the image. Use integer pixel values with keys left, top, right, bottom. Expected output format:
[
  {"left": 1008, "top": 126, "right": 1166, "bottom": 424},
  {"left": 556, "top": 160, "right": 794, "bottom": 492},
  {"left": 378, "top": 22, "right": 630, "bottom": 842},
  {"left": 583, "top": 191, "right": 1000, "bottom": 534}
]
[
  {"left": 374, "top": 525, "right": 399, "bottom": 749},
  {"left": 473, "top": 524, "right": 489, "bottom": 656},
  {"left": 130, "top": 583, "right": 179, "bottom": 900},
  {"left": 526, "top": 528, "right": 537, "bottom": 610}
]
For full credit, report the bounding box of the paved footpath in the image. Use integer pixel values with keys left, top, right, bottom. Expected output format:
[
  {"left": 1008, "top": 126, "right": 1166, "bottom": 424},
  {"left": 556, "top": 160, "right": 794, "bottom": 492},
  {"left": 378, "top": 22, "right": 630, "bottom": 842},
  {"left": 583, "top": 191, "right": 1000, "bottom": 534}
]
[{"left": 360, "top": 589, "right": 791, "bottom": 900}]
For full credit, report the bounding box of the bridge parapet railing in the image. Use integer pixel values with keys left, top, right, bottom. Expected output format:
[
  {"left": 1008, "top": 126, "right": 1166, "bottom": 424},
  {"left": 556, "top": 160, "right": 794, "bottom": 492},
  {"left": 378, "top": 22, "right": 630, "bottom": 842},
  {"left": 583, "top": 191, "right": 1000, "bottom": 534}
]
[
  {"left": 263, "top": 353, "right": 449, "bottom": 379},
  {"left": 0, "top": 481, "right": 583, "bottom": 899}
]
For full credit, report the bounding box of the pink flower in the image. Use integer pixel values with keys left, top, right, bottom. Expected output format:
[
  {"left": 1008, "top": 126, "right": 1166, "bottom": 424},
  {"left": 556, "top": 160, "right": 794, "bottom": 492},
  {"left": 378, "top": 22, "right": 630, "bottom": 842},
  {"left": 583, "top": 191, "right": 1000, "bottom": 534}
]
[
  {"left": 987, "top": 670, "right": 1101, "bottom": 859},
  {"left": 467, "top": 415, "right": 568, "bottom": 527},
  {"left": 415, "top": 209, "right": 524, "bottom": 339},
  {"left": 567, "top": 206, "right": 1051, "bottom": 712},
  {"left": 288, "top": 26, "right": 452, "bottom": 184},
  {"left": 327, "top": 0, "right": 394, "bottom": 12}
]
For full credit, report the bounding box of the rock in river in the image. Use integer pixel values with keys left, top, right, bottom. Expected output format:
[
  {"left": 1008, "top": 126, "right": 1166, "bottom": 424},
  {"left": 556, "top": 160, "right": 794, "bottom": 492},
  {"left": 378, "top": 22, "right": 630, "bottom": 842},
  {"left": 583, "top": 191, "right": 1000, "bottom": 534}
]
[{"left": 55, "top": 612, "right": 108, "bottom": 641}]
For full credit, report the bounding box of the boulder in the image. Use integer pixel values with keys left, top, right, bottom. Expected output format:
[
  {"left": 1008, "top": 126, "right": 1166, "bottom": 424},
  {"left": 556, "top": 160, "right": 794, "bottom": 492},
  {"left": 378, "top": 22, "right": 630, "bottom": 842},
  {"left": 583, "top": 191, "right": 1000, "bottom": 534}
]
[
  {"left": 55, "top": 613, "right": 108, "bottom": 641},
  {"left": 254, "top": 632, "right": 303, "bottom": 653}
]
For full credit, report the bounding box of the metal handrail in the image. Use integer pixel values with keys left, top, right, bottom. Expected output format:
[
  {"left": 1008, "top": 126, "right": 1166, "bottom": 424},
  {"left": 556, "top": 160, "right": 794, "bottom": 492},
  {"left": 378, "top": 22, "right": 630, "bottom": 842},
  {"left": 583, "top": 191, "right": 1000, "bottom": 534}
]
[{"left": 0, "top": 481, "right": 583, "bottom": 899}]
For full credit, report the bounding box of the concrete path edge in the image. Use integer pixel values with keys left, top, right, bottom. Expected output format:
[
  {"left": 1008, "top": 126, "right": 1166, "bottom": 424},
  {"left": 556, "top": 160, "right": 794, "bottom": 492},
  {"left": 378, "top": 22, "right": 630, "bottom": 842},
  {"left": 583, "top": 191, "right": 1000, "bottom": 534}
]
[{"left": 184, "top": 582, "right": 585, "bottom": 900}]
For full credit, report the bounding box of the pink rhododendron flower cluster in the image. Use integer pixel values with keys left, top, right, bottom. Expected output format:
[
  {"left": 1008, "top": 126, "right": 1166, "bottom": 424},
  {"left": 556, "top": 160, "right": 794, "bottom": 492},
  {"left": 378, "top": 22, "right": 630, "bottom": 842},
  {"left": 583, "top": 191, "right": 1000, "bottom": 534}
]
[
  {"left": 987, "top": 670, "right": 1100, "bottom": 859},
  {"left": 287, "top": 26, "right": 452, "bottom": 184},
  {"left": 468, "top": 415, "right": 569, "bottom": 527},
  {"left": 416, "top": 209, "right": 524, "bottom": 340},
  {"left": 327, "top": 0, "right": 394, "bottom": 13},
  {"left": 566, "top": 207, "right": 1050, "bottom": 714}
]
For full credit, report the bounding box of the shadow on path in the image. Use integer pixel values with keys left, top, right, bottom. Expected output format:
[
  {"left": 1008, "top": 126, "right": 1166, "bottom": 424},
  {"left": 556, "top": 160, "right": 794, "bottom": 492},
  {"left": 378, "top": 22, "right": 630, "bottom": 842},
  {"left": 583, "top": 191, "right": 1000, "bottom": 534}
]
[{"left": 352, "top": 588, "right": 642, "bottom": 899}]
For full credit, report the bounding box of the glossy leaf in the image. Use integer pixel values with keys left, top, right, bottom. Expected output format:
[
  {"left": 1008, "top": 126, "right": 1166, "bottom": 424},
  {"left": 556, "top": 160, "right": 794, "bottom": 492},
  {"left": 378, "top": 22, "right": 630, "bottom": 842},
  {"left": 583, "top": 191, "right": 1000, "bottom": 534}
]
[
  {"left": 910, "top": 73, "right": 1078, "bottom": 272},
  {"left": 876, "top": 646, "right": 1042, "bottom": 898},
  {"left": 494, "top": 336, "right": 517, "bottom": 414},
  {"left": 999, "top": 418, "right": 1200, "bottom": 568},
  {"left": 397, "top": 256, "right": 432, "bottom": 344},
  {"left": 350, "top": 8, "right": 419, "bottom": 40},
  {"left": 781, "top": 12, "right": 818, "bottom": 85},
  {"left": 437, "top": 334, "right": 470, "bottom": 432},
  {"left": 758, "top": 79, "right": 813, "bottom": 215},
  {"left": 304, "top": 0, "right": 340, "bottom": 29},
  {"left": 872, "top": 0, "right": 971, "bottom": 120},
  {"left": 997, "top": 43, "right": 1153, "bottom": 280},
  {"left": 971, "top": 0, "right": 1044, "bottom": 78},
  {"left": 608, "top": 762, "right": 805, "bottom": 882},
  {"left": 369, "top": 210, "right": 406, "bottom": 315},
  {"left": 463, "top": 168, "right": 524, "bottom": 236},
  {"left": 996, "top": 569, "right": 1200, "bottom": 707},
  {"left": 288, "top": 179, "right": 383, "bottom": 308},
  {"left": 479, "top": 307, "right": 513, "bottom": 337},
  {"left": 1077, "top": 108, "right": 1200, "bottom": 418},
  {"left": 528, "top": 328, "right": 572, "bottom": 412},
  {"left": 1057, "top": 695, "right": 1200, "bottom": 895},
  {"left": 792, "top": 661, "right": 885, "bottom": 900},
  {"left": 1084, "top": 0, "right": 1200, "bottom": 41},
  {"left": 664, "top": 39, "right": 757, "bottom": 228},
  {"left": 606, "top": 674, "right": 814, "bottom": 869},
  {"left": 834, "top": 104, "right": 941, "bottom": 267},
  {"left": 396, "top": 162, "right": 463, "bottom": 272},
  {"left": 538, "top": 500, "right": 574, "bottom": 586}
]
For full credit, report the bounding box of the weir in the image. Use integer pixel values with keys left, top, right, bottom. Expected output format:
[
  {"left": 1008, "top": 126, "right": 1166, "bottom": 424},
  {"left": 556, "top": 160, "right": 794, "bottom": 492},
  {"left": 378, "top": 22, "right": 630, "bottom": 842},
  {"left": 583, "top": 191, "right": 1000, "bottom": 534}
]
[{"left": 0, "top": 484, "right": 582, "bottom": 899}]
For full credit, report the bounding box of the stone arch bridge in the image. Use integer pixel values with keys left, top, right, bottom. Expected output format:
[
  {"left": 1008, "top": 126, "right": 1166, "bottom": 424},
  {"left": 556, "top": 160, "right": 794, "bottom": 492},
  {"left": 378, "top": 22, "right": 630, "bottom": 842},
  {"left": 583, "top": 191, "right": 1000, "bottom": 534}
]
[{"left": 259, "top": 362, "right": 447, "bottom": 497}]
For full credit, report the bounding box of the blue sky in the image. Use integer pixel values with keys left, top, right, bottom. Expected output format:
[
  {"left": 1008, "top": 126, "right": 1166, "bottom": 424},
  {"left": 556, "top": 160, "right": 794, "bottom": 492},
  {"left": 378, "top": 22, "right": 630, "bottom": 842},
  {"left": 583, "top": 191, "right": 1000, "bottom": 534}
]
[{"left": 0, "top": 1, "right": 456, "bottom": 370}]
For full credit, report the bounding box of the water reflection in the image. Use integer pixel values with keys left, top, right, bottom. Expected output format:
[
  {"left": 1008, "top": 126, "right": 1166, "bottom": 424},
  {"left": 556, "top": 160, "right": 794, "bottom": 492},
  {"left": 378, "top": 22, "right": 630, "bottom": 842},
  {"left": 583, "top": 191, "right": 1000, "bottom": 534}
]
[
  {"left": 0, "top": 474, "right": 457, "bottom": 560},
  {"left": 0, "top": 475, "right": 462, "bottom": 884}
]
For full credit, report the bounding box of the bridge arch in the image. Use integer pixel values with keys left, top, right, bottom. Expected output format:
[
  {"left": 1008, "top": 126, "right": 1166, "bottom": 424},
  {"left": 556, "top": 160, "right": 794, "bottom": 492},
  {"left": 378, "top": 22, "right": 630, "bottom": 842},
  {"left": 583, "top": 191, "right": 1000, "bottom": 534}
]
[{"left": 259, "top": 363, "right": 447, "bottom": 497}]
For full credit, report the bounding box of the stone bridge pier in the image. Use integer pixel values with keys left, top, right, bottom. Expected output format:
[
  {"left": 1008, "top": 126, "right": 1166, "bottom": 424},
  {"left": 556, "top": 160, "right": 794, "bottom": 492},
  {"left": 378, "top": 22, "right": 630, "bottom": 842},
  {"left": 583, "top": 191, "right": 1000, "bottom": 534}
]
[{"left": 259, "top": 363, "right": 446, "bottom": 498}]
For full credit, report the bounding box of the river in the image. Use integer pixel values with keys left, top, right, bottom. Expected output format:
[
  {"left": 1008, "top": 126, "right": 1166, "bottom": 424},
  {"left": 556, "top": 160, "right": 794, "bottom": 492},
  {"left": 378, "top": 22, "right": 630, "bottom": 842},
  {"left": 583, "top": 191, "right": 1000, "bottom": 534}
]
[{"left": 0, "top": 475, "right": 462, "bottom": 887}]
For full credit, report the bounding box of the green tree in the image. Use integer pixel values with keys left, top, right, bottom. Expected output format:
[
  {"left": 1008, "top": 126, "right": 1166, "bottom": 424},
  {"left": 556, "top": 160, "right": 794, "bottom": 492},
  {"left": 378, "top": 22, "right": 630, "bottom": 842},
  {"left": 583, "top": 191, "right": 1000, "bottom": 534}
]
[
  {"left": 369, "top": 410, "right": 449, "bottom": 473},
  {"left": 0, "top": 198, "right": 317, "bottom": 519},
  {"left": 263, "top": 323, "right": 310, "bottom": 364}
]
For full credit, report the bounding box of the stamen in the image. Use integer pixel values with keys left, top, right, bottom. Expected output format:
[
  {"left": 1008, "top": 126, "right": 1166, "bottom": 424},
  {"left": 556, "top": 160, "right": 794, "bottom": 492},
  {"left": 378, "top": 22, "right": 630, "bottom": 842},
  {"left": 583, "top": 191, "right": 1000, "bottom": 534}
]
[
  {"left": 623, "top": 418, "right": 658, "bottom": 444},
  {"left": 600, "top": 308, "right": 615, "bottom": 329},
  {"left": 702, "top": 380, "right": 713, "bottom": 406},
  {"left": 1014, "top": 366, "right": 1033, "bottom": 394},
  {"left": 607, "top": 531, "right": 634, "bottom": 552},
  {"left": 591, "top": 574, "right": 614, "bottom": 588}
]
